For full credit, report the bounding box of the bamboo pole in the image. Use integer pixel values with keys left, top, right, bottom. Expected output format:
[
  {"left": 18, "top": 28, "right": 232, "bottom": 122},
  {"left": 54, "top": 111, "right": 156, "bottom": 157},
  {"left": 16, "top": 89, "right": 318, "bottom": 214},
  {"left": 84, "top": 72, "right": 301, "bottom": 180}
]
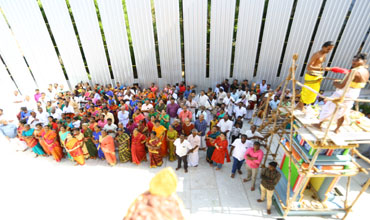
[
  {"left": 353, "top": 149, "right": 370, "bottom": 165},
  {"left": 344, "top": 176, "right": 351, "bottom": 208},
  {"left": 342, "top": 178, "right": 370, "bottom": 220}
]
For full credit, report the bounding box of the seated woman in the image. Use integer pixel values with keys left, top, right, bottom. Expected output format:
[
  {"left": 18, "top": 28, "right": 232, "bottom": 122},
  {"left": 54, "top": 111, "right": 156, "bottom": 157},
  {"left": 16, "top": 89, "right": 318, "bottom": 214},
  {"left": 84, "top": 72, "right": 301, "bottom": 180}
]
[{"left": 147, "top": 131, "right": 163, "bottom": 168}]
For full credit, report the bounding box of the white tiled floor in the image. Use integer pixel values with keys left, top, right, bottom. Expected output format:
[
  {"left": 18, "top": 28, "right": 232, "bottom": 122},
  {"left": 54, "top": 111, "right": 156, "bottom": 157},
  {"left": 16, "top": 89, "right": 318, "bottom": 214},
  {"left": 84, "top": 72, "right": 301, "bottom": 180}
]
[{"left": 0, "top": 122, "right": 369, "bottom": 220}]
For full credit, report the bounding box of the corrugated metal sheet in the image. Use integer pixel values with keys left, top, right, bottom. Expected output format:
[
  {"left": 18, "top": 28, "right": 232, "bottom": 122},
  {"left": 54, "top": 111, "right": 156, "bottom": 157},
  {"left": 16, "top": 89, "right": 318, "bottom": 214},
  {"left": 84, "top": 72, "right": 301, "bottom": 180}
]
[
  {"left": 125, "top": 0, "right": 158, "bottom": 87},
  {"left": 0, "top": 13, "right": 37, "bottom": 95},
  {"left": 68, "top": 0, "right": 111, "bottom": 85},
  {"left": 96, "top": 0, "right": 134, "bottom": 86},
  {"left": 0, "top": 0, "right": 68, "bottom": 91},
  {"left": 154, "top": 0, "right": 182, "bottom": 87},
  {"left": 41, "top": 0, "right": 89, "bottom": 87},
  {"left": 209, "top": 0, "right": 236, "bottom": 87},
  {"left": 297, "top": 0, "right": 351, "bottom": 85},
  {"left": 183, "top": 0, "right": 208, "bottom": 89},
  {"left": 361, "top": 35, "right": 370, "bottom": 89},
  {"left": 232, "top": 0, "right": 264, "bottom": 81},
  {"left": 0, "top": 61, "right": 18, "bottom": 106},
  {"left": 322, "top": 0, "right": 370, "bottom": 90},
  {"left": 279, "top": 0, "right": 323, "bottom": 86},
  {"left": 256, "top": 0, "right": 294, "bottom": 84}
]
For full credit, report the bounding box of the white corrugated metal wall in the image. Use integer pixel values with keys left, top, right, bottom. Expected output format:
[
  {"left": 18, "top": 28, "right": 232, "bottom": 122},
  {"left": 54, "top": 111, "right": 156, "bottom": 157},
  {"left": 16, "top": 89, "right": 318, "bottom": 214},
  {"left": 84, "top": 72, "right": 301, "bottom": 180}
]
[
  {"left": 0, "top": 0, "right": 68, "bottom": 91},
  {"left": 0, "top": 61, "right": 18, "bottom": 107},
  {"left": 0, "top": 0, "right": 369, "bottom": 92}
]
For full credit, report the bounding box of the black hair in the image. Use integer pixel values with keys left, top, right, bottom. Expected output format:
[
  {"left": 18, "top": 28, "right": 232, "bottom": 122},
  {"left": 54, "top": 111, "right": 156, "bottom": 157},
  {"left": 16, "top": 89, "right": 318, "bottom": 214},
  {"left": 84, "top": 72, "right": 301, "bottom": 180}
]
[
  {"left": 322, "top": 41, "right": 334, "bottom": 48},
  {"left": 241, "top": 134, "right": 247, "bottom": 139},
  {"left": 154, "top": 119, "right": 160, "bottom": 124},
  {"left": 107, "top": 118, "right": 112, "bottom": 122},
  {"left": 254, "top": 141, "right": 261, "bottom": 147},
  {"left": 269, "top": 161, "right": 278, "bottom": 168},
  {"left": 354, "top": 53, "right": 367, "bottom": 61}
]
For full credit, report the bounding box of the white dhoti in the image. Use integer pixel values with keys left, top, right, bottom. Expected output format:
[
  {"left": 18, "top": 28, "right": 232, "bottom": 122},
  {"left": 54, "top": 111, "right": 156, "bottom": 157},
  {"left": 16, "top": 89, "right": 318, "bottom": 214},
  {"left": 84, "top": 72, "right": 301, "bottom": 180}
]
[
  {"left": 246, "top": 110, "right": 254, "bottom": 119},
  {"left": 188, "top": 150, "right": 199, "bottom": 167},
  {"left": 200, "top": 135, "right": 206, "bottom": 149},
  {"left": 319, "top": 88, "right": 361, "bottom": 122}
]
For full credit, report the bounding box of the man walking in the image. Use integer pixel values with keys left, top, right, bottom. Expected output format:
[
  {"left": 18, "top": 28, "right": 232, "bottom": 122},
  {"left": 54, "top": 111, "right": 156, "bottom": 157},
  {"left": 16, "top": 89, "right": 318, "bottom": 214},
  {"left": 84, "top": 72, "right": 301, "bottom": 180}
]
[{"left": 257, "top": 161, "right": 281, "bottom": 215}]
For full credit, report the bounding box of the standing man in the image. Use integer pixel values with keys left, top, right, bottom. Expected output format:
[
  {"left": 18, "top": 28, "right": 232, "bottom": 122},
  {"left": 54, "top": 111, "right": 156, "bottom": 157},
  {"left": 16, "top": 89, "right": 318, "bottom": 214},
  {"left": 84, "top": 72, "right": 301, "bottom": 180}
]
[
  {"left": 174, "top": 134, "right": 192, "bottom": 173},
  {"left": 217, "top": 114, "right": 233, "bottom": 140},
  {"left": 141, "top": 99, "right": 153, "bottom": 119},
  {"left": 257, "top": 161, "right": 281, "bottom": 215},
  {"left": 297, "top": 41, "right": 334, "bottom": 111},
  {"left": 178, "top": 106, "right": 192, "bottom": 123},
  {"left": 167, "top": 98, "right": 179, "bottom": 124},
  {"left": 314, "top": 53, "right": 369, "bottom": 133},
  {"left": 194, "top": 114, "right": 207, "bottom": 151},
  {"left": 243, "top": 141, "right": 264, "bottom": 191},
  {"left": 245, "top": 125, "right": 264, "bottom": 141},
  {"left": 103, "top": 118, "right": 118, "bottom": 138},
  {"left": 187, "top": 129, "right": 200, "bottom": 167},
  {"left": 229, "top": 135, "right": 252, "bottom": 178},
  {"left": 118, "top": 106, "right": 129, "bottom": 127},
  {"left": 233, "top": 102, "right": 247, "bottom": 119}
]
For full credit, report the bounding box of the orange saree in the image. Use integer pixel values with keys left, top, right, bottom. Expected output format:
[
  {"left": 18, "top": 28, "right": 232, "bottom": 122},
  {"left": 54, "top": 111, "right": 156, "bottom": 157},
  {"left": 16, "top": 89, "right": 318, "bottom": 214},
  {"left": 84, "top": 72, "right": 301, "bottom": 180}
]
[{"left": 43, "top": 130, "right": 64, "bottom": 162}]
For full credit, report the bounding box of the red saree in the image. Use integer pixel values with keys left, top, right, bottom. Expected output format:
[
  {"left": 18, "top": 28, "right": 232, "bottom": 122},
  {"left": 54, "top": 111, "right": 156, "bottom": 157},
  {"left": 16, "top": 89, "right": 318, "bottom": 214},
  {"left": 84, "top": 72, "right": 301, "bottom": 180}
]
[
  {"left": 211, "top": 137, "right": 231, "bottom": 164},
  {"left": 131, "top": 132, "right": 147, "bottom": 165},
  {"left": 100, "top": 135, "right": 117, "bottom": 166},
  {"left": 43, "top": 130, "right": 64, "bottom": 162},
  {"left": 35, "top": 129, "right": 52, "bottom": 155}
]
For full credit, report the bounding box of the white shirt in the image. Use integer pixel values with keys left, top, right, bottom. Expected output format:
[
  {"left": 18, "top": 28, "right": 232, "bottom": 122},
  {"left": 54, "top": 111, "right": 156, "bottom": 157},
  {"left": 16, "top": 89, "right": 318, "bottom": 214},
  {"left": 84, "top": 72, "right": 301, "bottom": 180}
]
[
  {"left": 217, "top": 119, "right": 233, "bottom": 133},
  {"left": 249, "top": 94, "right": 257, "bottom": 102},
  {"left": 118, "top": 110, "right": 129, "bottom": 127},
  {"left": 141, "top": 103, "right": 153, "bottom": 112},
  {"left": 245, "top": 130, "right": 263, "bottom": 140},
  {"left": 260, "top": 83, "right": 267, "bottom": 93},
  {"left": 72, "top": 120, "right": 81, "bottom": 129},
  {"left": 186, "top": 100, "right": 198, "bottom": 114},
  {"left": 104, "top": 123, "right": 118, "bottom": 137},
  {"left": 217, "top": 91, "right": 227, "bottom": 104},
  {"left": 198, "top": 94, "right": 209, "bottom": 108},
  {"left": 187, "top": 135, "right": 200, "bottom": 152},
  {"left": 232, "top": 139, "right": 253, "bottom": 161},
  {"left": 36, "top": 111, "right": 49, "bottom": 126},
  {"left": 233, "top": 106, "right": 247, "bottom": 118},
  {"left": 174, "top": 139, "right": 192, "bottom": 157},
  {"left": 223, "top": 96, "right": 235, "bottom": 108},
  {"left": 62, "top": 105, "right": 74, "bottom": 114},
  {"left": 27, "top": 115, "right": 39, "bottom": 128}
]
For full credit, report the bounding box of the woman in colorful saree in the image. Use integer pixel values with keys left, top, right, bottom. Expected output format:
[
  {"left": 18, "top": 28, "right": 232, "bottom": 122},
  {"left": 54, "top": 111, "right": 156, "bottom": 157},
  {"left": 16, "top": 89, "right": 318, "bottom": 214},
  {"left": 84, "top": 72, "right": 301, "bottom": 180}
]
[
  {"left": 100, "top": 130, "right": 117, "bottom": 166},
  {"left": 131, "top": 128, "right": 147, "bottom": 165},
  {"left": 35, "top": 123, "right": 51, "bottom": 156},
  {"left": 93, "top": 125, "right": 105, "bottom": 159},
  {"left": 42, "top": 125, "right": 63, "bottom": 162},
  {"left": 21, "top": 124, "right": 45, "bottom": 157},
  {"left": 65, "top": 129, "right": 85, "bottom": 166},
  {"left": 146, "top": 131, "right": 163, "bottom": 168},
  {"left": 205, "top": 126, "right": 221, "bottom": 164},
  {"left": 166, "top": 125, "right": 178, "bottom": 161},
  {"left": 152, "top": 120, "right": 167, "bottom": 157},
  {"left": 116, "top": 128, "right": 131, "bottom": 163},
  {"left": 59, "top": 125, "right": 73, "bottom": 161},
  {"left": 211, "top": 133, "right": 230, "bottom": 170},
  {"left": 81, "top": 123, "right": 98, "bottom": 159}
]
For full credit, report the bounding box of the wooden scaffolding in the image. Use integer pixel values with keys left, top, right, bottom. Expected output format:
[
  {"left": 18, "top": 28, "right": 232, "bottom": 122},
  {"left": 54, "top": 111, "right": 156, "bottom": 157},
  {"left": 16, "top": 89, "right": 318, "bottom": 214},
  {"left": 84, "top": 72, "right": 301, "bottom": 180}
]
[{"left": 264, "top": 54, "right": 370, "bottom": 219}]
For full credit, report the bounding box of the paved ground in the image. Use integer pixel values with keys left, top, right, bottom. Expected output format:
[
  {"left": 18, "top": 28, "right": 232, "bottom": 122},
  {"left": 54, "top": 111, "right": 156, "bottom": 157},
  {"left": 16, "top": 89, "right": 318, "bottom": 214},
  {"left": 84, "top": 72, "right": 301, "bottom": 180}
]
[{"left": 0, "top": 123, "right": 369, "bottom": 220}]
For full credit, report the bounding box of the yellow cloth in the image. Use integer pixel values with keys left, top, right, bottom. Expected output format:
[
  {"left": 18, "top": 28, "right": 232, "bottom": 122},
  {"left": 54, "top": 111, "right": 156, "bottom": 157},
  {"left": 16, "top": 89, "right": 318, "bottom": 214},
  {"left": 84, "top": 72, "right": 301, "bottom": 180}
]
[
  {"left": 350, "top": 81, "right": 366, "bottom": 89},
  {"left": 300, "top": 72, "right": 324, "bottom": 104}
]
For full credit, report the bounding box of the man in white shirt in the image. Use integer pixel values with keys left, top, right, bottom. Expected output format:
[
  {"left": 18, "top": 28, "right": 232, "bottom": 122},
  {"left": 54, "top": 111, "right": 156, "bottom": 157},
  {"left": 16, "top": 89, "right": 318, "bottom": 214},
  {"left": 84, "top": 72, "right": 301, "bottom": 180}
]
[
  {"left": 186, "top": 96, "right": 198, "bottom": 121},
  {"left": 229, "top": 135, "right": 253, "bottom": 178},
  {"left": 187, "top": 129, "right": 200, "bottom": 167},
  {"left": 62, "top": 101, "right": 74, "bottom": 116},
  {"left": 27, "top": 111, "right": 39, "bottom": 128},
  {"left": 198, "top": 90, "right": 210, "bottom": 108},
  {"left": 234, "top": 102, "right": 247, "bottom": 119},
  {"left": 51, "top": 107, "right": 62, "bottom": 120},
  {"left": 217, "top": 88, "right": 227, "bottom": 105},
  {"left": 246, "top": 91, "right": 257, "bottom": 120},
  {"left": 103, "top": 108, "right": 115, "bottom": 124},
  {"left": 245, "top": 125, "right": 264, "bottom": 141},
  {"left": 174, "top": 133, "right": 192, "bottom": 173},
  {"left": 217, "top": 114, "right": 233, "bottom": 139},
  {"left": 118, "top": 106, "right": 129, "bottom": 127},
  {"left": 260, "top": 80, "right": 267, "bottom": 93},
  {"left": 36, "top": 107, "right": 49, "bottom": 126},
  {"left": 22, "top": 95, "right": 36, "bottom": 112},
  {"left": 104, "top": 118, "right": 118, "bottom": 138},
  {"left": 223, "top": 93, "right": 235, "bottom": 116},
  {"left": 141, "top": 99, "right": 153, "bottom": 118},
  {"left": 269, "top": 96, "right": 280, "bottom": 111}
]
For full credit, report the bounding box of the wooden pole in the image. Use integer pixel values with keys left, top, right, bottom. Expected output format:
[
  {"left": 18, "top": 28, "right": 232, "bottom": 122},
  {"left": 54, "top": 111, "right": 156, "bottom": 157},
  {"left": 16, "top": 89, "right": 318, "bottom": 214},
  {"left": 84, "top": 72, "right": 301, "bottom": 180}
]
[
  {"left": 342, "top": 178, "right": 370, "bottom": 220},
  {"left": 344, "top": 176, "right": 351, "bottom": 208}
]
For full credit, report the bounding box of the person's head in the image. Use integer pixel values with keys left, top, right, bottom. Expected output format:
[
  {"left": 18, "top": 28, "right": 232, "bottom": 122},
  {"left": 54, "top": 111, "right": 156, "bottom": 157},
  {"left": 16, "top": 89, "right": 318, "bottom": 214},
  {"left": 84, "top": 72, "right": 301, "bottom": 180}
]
[
  {"left": 48, "top": 116, "right": 54, "bottom": 122},
  {"left": 35, "top": 89, "right": 40, "bottom": 94},
  {"left": 101, "top": 129, "right": 107, "bottom": 137},
  {"left": 106, "top": 118, "right": 112, "bottom": 125},
  {"left": 21, "top": 107, "right": 27, "bottom": 113},
  {"left": 35, "top": 123, "right": 43, "bottom": 130},
  {"left": 223, "top": 114, "right": 229, "bottom": 121},
  {"left": 0, "top": 109, "right": 3, "bottom": 115},
  {"left": 253, "top": 141, "right": 261, "bottom": 151},
  {"left": 220, "top": 132, "right": 226, "bottom": 141},
  {"left": 268, "top": 161, "right": 278, "bottom": 171},
  {"left": 200, "top": 90, "right": 205, "bottom": 96},
  {"left": 251, "top": 125, "right": 257, "bottom": 133},
  {"left": 262, "top": 80, "right": 266, "bottom": 85},
  {"left": 179, "top": 133, "right": 185, "bottom": 141},
  {"left": 352, "top": 53, "right": 367, "bottom": 68},
  {"left": 235, "top": 122, "right": 241, "bottom": 128},
  {"left": 184, "top": 118, "right": 190, "bottom": 125},
  {"left": 155, "top": 119, "right": 160, "bottom": 126},
  {"left": 95, "top": 125, "right": 101, "bottom": 132},
  {"left": 60, "top": 125, "right": 67, "bottom": 132},
  {"left": 44, "top": 125, "right": 50, "bottom": 132},
  {"left": 191, "top": 129, "right": 198, "bottom": 136},
  {"left": 30, "top": 111, "right": 36, "bottom": 117},
  {"left": 169, "top": 125, "right": 174, "bottom": 131},
  {"left": 170, "top": 98, "right": 175, "bottom": 104},
  {"left": 38, "top": 107, "right": 43, "bottom": 113},
  {"left": 150, "top": 131, "right": 156, "bottom": 139},
  {"left": 274, "top": 96, "right": 278, "bottom": 101},
  {"left": 322, "top": 41, "right": 334, "bottom": 53},
  {"left": 117, "top": 128, "right": 123, "bottom": 135},
  {"left": 66, "top": 116, "right": 71, "bottom": 122},
  {"left": 82, "top": 123, "right": 88, "bottom": 130},
  {"left": 241, "top": 134, "right": 247, "bottom": 143},
  {"left": 211, "top": 126, "right": 218, "bottom": 133},
  {"left": 238, "top": 102, "right": 243, "bottom": 108},
  {"left": 24, "top": 124, "right": 31, "bottom": 131},
  {"left": 199, "top": 114, "right": 204, "bottom": 121}
]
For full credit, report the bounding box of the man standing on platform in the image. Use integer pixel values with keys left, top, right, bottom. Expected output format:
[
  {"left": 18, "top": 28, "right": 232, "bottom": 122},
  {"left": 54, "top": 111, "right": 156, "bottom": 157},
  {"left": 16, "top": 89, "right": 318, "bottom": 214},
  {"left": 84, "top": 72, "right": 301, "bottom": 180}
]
[
  {"left": 297, "top": 41, "right": 334, "bottom": 111},
  {"left": 257, "top": 161, "right": 281, "bottom": 215}
]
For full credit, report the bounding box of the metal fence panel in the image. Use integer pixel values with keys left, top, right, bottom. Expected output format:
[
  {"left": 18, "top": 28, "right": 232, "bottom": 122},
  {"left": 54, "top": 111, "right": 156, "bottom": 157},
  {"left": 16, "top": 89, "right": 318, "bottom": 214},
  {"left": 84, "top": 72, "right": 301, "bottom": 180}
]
[
  {"left": 154, "top": 0, "right": 182, "bottom": 86},
  {"left": 209, "top": 0, "right": 236, "bottom": 87},
  {"left": 69, "top": 0, "right": 111, "bottom": 85},
  {"left": 232, "top": 0, "right": 264, "bottom": 82},
  {"left": 96, "top": 0, "right": 134, "bottom": 86},
  {"left": 125, "top": 0, "right": 158, "bottom": 87},
  {"left": 0, "top": 14, "right": 37, "bottom": 95},
  {"left": 256, "top": 0, "right": 294, "bottom": 84},
  {"left": 322, "top": 0, "right": 370, "bottom": 90},
  {"left": 0, "top": 0, "right": 68, "bottom": 91},
  {"left": 183, "top": 0, "right": 208, "bottom": 89},
  {"left": 41, "top": 0, "right": 89, "bottom": 87}
]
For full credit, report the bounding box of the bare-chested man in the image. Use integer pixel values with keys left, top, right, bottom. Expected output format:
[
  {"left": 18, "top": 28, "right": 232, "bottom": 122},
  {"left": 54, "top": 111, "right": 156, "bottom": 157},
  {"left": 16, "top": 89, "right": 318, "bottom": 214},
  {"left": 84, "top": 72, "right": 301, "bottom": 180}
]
[
  {"left": 297, "top": 41, "right": 334, "bottom": 111},
  {"left": 314, "top": 53, "right": 369, "bottom": 133}
]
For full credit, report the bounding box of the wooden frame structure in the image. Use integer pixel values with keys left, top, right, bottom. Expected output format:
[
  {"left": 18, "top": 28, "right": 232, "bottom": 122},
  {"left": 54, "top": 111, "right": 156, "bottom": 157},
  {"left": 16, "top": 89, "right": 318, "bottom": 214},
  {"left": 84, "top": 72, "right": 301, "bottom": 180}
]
[{"left": 266, "top": 54, "right": 370, "bottom": 219}]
